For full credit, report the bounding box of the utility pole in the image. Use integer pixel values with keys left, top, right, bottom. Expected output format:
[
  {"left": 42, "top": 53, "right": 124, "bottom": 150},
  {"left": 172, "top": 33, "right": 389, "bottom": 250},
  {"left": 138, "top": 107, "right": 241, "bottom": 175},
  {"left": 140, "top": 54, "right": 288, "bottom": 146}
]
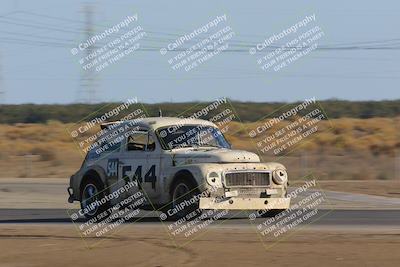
[
  {"left": 77, "top": 4, "right": 98, "bottom": 103},
  {"left": 0, "top": 52, "right": 4, "bottom": 104}
]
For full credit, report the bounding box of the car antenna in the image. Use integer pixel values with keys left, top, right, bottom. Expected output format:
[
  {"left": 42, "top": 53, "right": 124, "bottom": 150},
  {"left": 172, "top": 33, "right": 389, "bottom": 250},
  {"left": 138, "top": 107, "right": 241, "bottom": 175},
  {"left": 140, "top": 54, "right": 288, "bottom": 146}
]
[{"left": 158, "top": 109, "right": 162, "bottom": 117}]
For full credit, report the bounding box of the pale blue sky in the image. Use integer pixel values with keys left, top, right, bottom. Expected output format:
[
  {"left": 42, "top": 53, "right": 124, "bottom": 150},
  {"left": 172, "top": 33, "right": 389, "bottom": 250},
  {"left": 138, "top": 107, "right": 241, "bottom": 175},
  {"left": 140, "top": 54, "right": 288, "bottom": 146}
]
[{"left": 0, "top": 0, "right": 399, "bottom": 104}]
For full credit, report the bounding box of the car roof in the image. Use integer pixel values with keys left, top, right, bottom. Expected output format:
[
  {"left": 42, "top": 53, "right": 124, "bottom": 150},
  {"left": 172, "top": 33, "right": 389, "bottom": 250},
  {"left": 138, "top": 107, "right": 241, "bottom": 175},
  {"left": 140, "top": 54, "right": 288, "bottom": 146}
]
[{"left": 101, "top": 117, "right": 216, "bottom": 131}]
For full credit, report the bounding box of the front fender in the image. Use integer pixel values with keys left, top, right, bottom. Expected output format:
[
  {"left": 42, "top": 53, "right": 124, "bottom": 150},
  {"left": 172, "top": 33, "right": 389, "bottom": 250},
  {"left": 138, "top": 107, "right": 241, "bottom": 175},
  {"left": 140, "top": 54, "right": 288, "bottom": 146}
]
[
  {"left": 69, "top": 165, "right": 108, "bottom": 201},
  {"left": 167, "top": 165, "right": 207, "bottom": 192}
]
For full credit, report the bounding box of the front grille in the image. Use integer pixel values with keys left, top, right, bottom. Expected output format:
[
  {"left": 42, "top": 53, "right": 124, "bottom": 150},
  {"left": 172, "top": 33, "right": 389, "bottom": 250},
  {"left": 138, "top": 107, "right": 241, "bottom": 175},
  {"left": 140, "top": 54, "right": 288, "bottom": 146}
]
[{"left": 224, "top": 172, "right": 270, "bottom": 187}]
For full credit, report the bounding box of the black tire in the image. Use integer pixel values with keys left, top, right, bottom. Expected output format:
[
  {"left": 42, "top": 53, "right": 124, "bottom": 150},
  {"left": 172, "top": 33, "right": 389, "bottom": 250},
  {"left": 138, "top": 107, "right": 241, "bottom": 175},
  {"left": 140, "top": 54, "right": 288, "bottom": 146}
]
[
  {"left": 161, "top": 178, "right": 202, "bottom": 221},
  {"left": 80, "top": 177, "right": 110, "bottom": 220}
]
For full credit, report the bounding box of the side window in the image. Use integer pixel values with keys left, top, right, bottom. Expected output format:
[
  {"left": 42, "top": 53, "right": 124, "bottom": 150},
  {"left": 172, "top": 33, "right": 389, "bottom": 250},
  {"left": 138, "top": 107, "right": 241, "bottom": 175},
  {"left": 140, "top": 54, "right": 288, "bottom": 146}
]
[
  {"left": 126, "top": 131, "right": 156, "bottom": 151},
  {"left": 87, "top": 140, "right": 121, "bottom": 159},
  {"left": 127, "top": 132, "right": 147, "bottom": 151}
]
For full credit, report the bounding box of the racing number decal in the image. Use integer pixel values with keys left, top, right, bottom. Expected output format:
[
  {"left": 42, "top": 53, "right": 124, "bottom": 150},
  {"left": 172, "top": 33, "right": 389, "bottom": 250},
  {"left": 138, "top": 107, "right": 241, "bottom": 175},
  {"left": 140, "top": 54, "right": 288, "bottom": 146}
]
[
  {"left": 133, "top": 166, "right": 143, "bottom": 186},
  {"left": 144, "top": 165, "right": 157, "bottom": 189},
  {"left": 107, "top": 158, "right": 119, "bottom": 178},
  {"left": 121, "top": 165, "right": 132, "bottom": 185},
  {"left": 122, "top": 165, "right": 157, "bottom": 190}
]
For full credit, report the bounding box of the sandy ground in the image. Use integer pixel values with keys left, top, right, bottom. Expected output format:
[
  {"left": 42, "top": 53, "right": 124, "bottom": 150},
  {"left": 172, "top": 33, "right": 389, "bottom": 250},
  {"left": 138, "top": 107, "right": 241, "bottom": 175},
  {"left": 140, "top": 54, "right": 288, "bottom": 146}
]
[
  {"left": 0, "top": 224, "right": 399, "bottom": 267},
  {"left": 313, "top": 180, "right": 400, "bottom": 198},
  {"left": 0, "top": 179, "right": 399, "bottom": 266}
]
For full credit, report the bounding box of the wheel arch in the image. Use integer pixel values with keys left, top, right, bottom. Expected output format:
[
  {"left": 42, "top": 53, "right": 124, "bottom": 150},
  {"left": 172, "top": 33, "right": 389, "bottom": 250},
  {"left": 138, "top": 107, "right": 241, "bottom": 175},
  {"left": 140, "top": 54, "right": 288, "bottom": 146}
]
[
  {"left": 169, "top": 169, "right": 199, "bottom": 196},
  {"left": 78, "top": 168, "right": 106, "bottom": 200}
]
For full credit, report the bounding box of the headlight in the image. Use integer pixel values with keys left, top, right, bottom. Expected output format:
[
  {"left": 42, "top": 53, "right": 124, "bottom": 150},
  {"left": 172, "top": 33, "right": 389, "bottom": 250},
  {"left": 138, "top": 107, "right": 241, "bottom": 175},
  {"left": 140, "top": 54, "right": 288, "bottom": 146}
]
[
  {"left": 272, "top": 169, "right": 288, "bottom": 185},
  {"left": 206, "top": 172, "right": 221, "bottom": 187}
]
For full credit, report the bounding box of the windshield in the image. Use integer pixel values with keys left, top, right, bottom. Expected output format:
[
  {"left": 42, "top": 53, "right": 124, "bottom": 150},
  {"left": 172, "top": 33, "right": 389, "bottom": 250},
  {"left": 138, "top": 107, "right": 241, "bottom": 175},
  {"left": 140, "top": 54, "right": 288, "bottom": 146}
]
[{"left": 156, "top": 125, "right": 231, "bottom": 150}]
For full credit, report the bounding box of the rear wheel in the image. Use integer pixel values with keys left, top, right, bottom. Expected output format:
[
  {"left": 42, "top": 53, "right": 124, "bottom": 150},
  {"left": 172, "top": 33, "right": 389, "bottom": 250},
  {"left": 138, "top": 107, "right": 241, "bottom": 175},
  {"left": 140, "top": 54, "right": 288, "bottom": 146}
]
[{"left": 80, "top": 178, "right": 110, "bottom": 220}]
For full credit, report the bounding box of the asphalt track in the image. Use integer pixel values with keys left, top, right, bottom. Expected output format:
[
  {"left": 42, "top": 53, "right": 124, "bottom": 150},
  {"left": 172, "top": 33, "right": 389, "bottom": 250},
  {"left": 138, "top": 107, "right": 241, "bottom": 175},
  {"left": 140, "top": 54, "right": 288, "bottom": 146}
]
[
  {"left": 0, "top": 209, "right": 399, "bottom": 227},
  {"left": 0, "top": 178, "right": 399, "bottom": 227}
]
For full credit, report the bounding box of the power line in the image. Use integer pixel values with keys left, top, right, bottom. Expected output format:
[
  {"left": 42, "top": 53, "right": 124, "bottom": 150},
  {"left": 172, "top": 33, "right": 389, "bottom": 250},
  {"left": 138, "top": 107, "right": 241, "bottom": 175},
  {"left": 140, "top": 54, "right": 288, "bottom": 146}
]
[{"left": 1, "top": 10, "right": 400, "bottom": 52}]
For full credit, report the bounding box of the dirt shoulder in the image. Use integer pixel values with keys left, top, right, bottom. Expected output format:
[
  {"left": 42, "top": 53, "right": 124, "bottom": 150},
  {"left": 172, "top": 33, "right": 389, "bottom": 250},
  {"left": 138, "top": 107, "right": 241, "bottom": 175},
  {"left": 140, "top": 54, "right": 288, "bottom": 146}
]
[
  {"left": 0, "top": 224, "right": 399, "bottom": 267},
  {"left": 312, "top": 180, "right": 400, "bottom": 198}
]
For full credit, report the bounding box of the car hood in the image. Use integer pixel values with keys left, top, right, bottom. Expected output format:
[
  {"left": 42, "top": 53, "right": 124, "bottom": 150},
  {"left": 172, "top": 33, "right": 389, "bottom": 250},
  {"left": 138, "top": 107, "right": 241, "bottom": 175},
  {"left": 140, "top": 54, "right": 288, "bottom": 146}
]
[{"left": 172, "top": 148, "right": 260, "bottom": 164}]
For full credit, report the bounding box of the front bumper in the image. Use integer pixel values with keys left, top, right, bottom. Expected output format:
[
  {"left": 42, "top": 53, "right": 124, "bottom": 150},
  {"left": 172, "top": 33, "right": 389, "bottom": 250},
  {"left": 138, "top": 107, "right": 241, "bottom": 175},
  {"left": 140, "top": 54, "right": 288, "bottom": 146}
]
[
  {"left": 199, "top": 197, "right": 290, "bottom": 210},
  {"left": 67, "top": 187, "right": 74, "bottom": 203}
]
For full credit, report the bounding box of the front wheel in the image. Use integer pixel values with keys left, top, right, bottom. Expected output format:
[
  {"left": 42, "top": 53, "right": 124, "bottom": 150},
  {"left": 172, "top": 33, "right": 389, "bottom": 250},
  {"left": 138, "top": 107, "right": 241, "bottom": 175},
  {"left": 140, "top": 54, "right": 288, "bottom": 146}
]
[
  {"left": 80, "top": 178, "right": 110, "bottom": 220},
  {"left": 162, "top": 179, "right": 202, "bottom": 221}
]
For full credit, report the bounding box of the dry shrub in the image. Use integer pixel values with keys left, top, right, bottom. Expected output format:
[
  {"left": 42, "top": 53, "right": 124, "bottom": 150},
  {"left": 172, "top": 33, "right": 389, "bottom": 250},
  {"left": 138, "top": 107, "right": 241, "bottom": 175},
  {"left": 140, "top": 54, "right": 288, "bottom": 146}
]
[
  {"left": 29, "top": 145, "right": 57, "bottom": 161},
  {"left": 0, "top": 117, "right": 399, "bottom": 179},
  {"left": 377, "top": 172, "right": 389, "bottom": 180}
]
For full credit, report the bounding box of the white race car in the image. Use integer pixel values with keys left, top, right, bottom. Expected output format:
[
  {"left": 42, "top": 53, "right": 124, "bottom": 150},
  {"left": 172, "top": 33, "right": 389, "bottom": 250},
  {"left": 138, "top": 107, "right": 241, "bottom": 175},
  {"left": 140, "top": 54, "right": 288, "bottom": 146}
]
[{"left": 67, "top": 117, "right": 290, "bottom": 220}]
